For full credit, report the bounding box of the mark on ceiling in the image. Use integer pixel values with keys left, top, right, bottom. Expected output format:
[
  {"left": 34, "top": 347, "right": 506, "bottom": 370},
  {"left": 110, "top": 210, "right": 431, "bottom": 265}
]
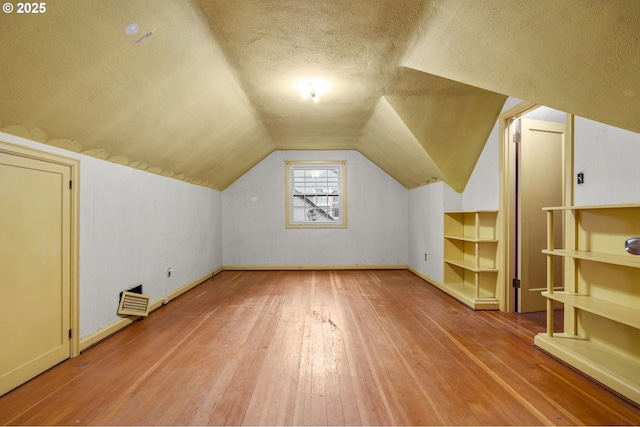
[{"left": 134, "top": 32, "right": 153, "bottom": 45}]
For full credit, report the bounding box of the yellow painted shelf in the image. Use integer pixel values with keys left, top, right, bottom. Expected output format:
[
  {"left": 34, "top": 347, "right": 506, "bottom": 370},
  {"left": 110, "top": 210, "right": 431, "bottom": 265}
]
[
  {"left": 542, "top": 291, "right": 640, "bottom": 330},
  {"left": 535, "top": 333, "right": 640, "bottom": 404},
  {"left": 538, "top": 203, "right": 640, "bottom": 405},
  {"left": 542, "top": 249, "right": 640, "bottom": 268},
  {"left": 429, "top": 280, "right": 499, "bottom": 310},
  {"left": 442, "top": 210, "right": 499, "bottom": 310},
  {"left": 444, "top": 209, "right": 502, "bottom": 213},
  {"left": 543, "top": 203, "right": 640, "bottom": 211},
  {"left": 444, "top": 235, "right": 498, "bottom": 243},
  {"left": 444, "top": 259, "right": 498, "bottom": 273}
]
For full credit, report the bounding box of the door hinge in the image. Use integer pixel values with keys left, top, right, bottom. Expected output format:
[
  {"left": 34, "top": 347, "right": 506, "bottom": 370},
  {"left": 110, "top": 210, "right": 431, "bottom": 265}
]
[
  {"left": 69, "top": 180, "right": 73, "bottom": 190},
  {"left": 513, "top": 131, "right": 521, "bottom": 144},
  {"left": 512, "top": 278, "right": 521, "bottom": 289},
  {"left": 68, "top": 329, "right": 73, "bottom": 339}
]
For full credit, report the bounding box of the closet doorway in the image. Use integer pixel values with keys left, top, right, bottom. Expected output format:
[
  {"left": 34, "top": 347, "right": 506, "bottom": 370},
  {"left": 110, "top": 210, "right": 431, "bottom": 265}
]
[{"left": 500, "top": 102, "right": 573, "bottom": 313}]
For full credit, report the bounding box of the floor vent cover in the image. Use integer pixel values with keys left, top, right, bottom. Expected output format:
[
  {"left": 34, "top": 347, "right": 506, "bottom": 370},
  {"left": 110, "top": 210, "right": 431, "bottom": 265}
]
[{"left": 118, "top": 291, "right": 151, "bottom": 317}]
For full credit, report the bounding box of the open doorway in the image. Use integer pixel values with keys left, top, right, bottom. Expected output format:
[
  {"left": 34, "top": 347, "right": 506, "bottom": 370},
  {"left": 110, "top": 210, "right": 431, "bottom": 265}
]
[{"left": 499, "top": 102, "right": 573, "bottom": 317}]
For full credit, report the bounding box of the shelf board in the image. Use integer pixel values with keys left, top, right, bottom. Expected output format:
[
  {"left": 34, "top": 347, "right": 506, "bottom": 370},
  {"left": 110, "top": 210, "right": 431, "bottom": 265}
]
[
  {"left": 444, "top": 210, "right": 498, "bottom": 214},
  {"left": 543, "top": 203, "right": 640, "bottom": 211},
  {"left": 432, "top": 281, "right": 499, "bottom": 310},
  {"left": 534, "top": 333, "right": 640, "bottom": 404},
  {"left": 444, "top": 259, "right": 498, "bottom": 273},
  {"left": 542, "top": 249, "right": 640, "bottom": 268},
  {"left": 542, "top": 291, "right": 640, "bottom": 329},
  {"left": 444, "top": 235, "right": 498, "bottom": 243}
]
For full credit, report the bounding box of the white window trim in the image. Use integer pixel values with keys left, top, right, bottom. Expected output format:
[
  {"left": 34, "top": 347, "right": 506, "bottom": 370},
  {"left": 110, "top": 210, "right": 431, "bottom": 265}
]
[{"left": 285, "top": 160, "right": 347, "bottom": 229}]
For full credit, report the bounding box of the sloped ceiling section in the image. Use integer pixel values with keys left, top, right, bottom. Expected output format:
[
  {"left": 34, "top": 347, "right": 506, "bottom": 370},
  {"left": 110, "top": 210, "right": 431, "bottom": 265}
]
[
  {"left": 403, "top": 0, "right": 640, "bottom": 134},
  {"left": 355, "top": 97, "right": 446, "bottom": 189},
  {"left": 385, "top": 68, "right": 507, "bottom": 191},
  {"left": 0, "top": 0, "right": 275, "bottom": 189}
]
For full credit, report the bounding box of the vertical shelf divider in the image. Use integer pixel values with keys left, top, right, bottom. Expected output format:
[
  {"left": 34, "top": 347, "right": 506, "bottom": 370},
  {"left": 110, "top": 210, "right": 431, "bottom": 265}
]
[{"left": 546, "top": 209, "right": 555, "bottom": 336}]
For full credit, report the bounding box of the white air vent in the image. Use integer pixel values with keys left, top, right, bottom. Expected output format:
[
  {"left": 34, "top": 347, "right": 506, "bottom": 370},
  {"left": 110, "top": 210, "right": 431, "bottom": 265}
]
[{"left": 118, "top": 291, "right": 151, "bottom": 317}]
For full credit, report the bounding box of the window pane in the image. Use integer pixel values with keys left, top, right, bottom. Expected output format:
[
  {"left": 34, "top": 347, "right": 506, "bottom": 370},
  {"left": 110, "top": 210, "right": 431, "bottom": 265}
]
[{"left": 293, "top": 206, "right": 307, "bottom": 221}]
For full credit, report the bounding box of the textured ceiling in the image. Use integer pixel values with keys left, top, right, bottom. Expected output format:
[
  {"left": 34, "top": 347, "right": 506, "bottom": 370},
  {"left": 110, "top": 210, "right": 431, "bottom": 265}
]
[
  {"left": 403, "top": 0, "right": 640, "bottom": 134},
  {"left": 0, "top": 1, "right": 637, "bottom": 191}
]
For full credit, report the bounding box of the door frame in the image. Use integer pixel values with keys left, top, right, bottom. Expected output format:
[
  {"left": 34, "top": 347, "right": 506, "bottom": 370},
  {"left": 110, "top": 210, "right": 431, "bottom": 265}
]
[
  {"left": 0, "top": 138, "right": 80, "bottom": 356},
  {"left": 498, "top": 101, "right": 574, "bottom": 312}
]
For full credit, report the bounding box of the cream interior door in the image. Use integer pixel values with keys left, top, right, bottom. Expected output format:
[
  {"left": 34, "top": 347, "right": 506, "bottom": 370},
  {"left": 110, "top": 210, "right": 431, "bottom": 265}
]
[
  {"left": 518, "top": 118, "right": 564, "bottom": 313},
  {"left": 0, "top": 151, "right": 72, "bottom": 396}
]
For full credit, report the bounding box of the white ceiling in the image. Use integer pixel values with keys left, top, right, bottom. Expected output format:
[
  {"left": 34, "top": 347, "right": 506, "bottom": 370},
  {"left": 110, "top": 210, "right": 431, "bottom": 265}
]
[{"left": 0, "top": 0, "right": 638, "bottom": 191}]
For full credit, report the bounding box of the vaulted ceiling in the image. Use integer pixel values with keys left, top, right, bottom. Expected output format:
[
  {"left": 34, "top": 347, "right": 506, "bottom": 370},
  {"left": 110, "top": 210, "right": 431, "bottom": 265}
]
[{"left": 1, "top": 1, "right": 638, "bottom": 191}]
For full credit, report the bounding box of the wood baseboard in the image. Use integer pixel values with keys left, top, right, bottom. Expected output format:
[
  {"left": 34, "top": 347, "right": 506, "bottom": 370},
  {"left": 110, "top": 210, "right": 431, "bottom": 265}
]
[
  {"left": 79, "top": 268, "right": 222, "bottom": 352},
  {"left": 223, "top": 264, "right": 408, "bottom": 271},
  {"left": 407, "top": 266, "right": 440, "bottom": 287}
]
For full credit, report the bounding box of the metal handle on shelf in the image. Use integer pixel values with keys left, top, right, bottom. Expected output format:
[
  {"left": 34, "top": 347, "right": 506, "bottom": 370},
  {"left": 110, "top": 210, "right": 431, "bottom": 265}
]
[{"left": 625, "top": 237, "right": 640, "bottom": 255}]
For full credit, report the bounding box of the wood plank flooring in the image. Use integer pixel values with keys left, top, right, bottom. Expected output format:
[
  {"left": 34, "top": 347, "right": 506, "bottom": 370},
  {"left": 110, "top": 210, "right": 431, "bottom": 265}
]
[{"left": 1, "top": 270, "right": 639, "bottom": 425}]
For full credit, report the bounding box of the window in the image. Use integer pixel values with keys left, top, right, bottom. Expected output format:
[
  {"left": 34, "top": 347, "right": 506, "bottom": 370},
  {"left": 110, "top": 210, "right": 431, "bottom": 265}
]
[{"left": 285, "top": 161, "right": 346, "bottom": 228}]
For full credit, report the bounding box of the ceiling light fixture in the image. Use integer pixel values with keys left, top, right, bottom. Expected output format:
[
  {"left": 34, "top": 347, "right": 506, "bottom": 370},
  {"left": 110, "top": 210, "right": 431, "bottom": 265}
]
[{"left": 301, "top": 84, "right": 320, "bottom": 103}]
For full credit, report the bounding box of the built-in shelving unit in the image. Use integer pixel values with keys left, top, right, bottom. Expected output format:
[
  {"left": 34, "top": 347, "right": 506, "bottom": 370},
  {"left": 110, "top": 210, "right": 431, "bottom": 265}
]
[
  {"left": 441, "top": 210, "right": 499, "bottom": 310},
  {"left": 534, "top": 204, "right": 640, "bottom": 405}
]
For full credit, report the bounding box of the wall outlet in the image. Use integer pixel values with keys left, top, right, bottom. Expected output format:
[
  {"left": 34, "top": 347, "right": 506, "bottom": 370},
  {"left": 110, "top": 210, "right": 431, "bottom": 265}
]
[
  {"left": 424, "top": 253, "right": 428, "bottom": 261},
  {"left": 577, "top": 172, "right": 584, "bottom": 185}
]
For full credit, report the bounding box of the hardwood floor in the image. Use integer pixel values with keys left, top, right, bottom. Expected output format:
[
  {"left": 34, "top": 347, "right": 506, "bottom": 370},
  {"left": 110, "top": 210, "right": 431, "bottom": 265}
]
[{"left": 1, "top": 270, "right": 639, "bottom": 425}]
